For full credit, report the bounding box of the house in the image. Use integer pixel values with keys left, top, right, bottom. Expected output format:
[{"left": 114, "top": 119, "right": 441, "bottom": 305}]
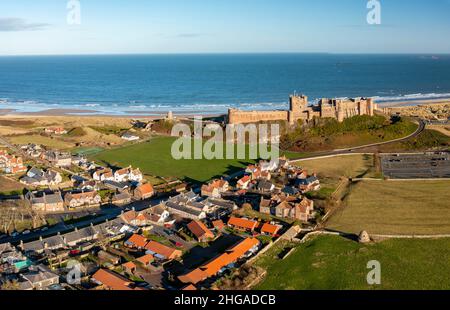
[
  {"left": 0, "top": 151, "right": 27, "bottom": 174},
  {"left": 121, "top": 133, "right": 140, "bottom": 141},
  {"left": 64, "top": 191, "right": 101, "bottom": 209},
  {"left": 42, "top": 151, "right": 72, "bottom": 167},
  {"left": 63, "top": 226, "right": 98, "bottom": 247},
  {"left": 295, "top": 176, "right": 321, "bottom": 192},
  {"left": 121, "top": 210, "right": 151, "bottom": 227},
  {"left": 260, "top": 223, "right": 282, "bottom": 236},
  {"left": 282, "top": 186, "right": 300, "bottom": 196},
  {"left": 133, "top": 183, "right": 154, "bottom": 200},
  {"left": 112, "top": 192, "right": 132, "bottom": 205},
  {"left": 275, "top": 201, "right": 293, "bottom": 219},
  {"left": 20, "top": 168, "right": 62, "bottom": 186},
  {"left": 114, "top": 167, "right": 131, "bottom": 182},
  {"left": 259, "top": 198, "right": 272, "bottom": 215},
  {"left": 19, "top": 265, "right": 59, "bottom": 290},
  {"left": 104, "top": 180, "right": 129, "bottom": 191},
  {"left": 91, "top": 269, "right": 137, "bottom": 291},
  {"left": 147, "top": 205, "right": 173, "bottom": 226},
  {"left": 178, "top": 237, "right": 260, "bottom": 285},
  {"left": 201, "top": 179, "right": 229, "bottom": 198},
  {"left": 45, "top": 127, "right": 67, "bottom": 135},
  {"left": 187, "top": 220, "right": 214, "bottom": 242},
  {"left": 92, "top": 168, "right": 115, "bottom": 181},
  {"left": 236, "top": 175, "right": 251, "bottom": 190},
  {"left": 294, "top": 198, "right": 315, "bottom": 223},
  {"left": 212, "top": 219, "right": 225, "bottom": 231},
  {"left": 25, "top": 191, "right": 64, "bottom": 212},
  {"left": 256, "top": 180, "right": 275, "bottom": 192},
  {"left": 98, "top": 250, "right": 121, "bottom": 265},
  {"left": 166, "top": 201, "right": 206, "bottom": 220},
  {"left": 136, "top": 254, "right": 154, "bottom": 268},
  {"left": 228, "top": 217, "right": 258, "bottom": 232},
  {"left": 122, "top": 261, "right": 137, "bottom": 274},
  {"left": 124, "top": 234, "right": 148, "bottom": 249},
  {"left": 144, "top": 241, "right": 182, "bottom": 261},
  {"left": 259, "top": 159, "right": 278, "bottom": 172}
]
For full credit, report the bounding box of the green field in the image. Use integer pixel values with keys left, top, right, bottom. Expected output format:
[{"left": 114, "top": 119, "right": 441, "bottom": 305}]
[
  {"left": 92, "top": 136, "right": 262, "bottom": 183},
  {"left": 255, "top": 235, "right": 450, "bottom": 290},
  {"left": 327, "top": 180, "right": 450, "bottom": 235}
]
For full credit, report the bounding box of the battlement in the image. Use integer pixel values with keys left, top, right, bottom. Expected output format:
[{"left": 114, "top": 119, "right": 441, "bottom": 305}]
[{"left": 227, "top": 94, "right": 376, "bottom": 124}]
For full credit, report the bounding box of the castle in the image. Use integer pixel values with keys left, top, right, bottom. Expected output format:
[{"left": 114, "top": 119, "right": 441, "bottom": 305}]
[{"left": 228, "top": 94, "right": 377, "bottom": 125}]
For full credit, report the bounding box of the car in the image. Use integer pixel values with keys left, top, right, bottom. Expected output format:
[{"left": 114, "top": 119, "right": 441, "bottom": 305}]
[
  {"left": 164, "top": 229, "right": 175, "bottom": 235},
  {"left": 22, "top": 230, "right": 31, "bottom": 235},
  {"left": 41, "top": 227, "right": 49, "bottom": 232}
]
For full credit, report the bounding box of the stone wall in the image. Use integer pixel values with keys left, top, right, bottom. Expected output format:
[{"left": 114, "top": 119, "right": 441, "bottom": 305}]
[{"left": 228, "top": 94, "right": 376, "bottom": 124}]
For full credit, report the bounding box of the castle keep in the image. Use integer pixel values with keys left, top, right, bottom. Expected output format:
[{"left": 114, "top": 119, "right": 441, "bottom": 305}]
[{"left": 228, "top": 95, "right": 376, "bottom": 124}]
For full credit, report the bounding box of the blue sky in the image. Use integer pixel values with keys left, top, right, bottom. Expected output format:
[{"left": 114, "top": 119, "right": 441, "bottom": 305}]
[{"left": 1, "top": 0, "right": 450, "bottom": 55}]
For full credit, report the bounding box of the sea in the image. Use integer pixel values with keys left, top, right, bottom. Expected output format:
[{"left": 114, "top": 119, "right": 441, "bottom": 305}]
[{"left": 1, "top": 53, "right": 450, "bottom": 116}]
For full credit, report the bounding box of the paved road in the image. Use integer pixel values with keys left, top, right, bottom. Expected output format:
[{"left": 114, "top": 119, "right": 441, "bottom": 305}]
[{"left": 289, "top": 119, "right": 426, "bottom": 162}]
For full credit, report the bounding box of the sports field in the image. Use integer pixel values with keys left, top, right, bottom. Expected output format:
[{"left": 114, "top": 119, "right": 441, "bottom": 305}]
[
  {"left": 255, "top": 235, "right": 450, "bottom": 290},
  {"left": 327, "top": 180, "right": 450, "bottom": 235},
  {"left": 92, "top": 136, "right": 259, "bottom": 183}
]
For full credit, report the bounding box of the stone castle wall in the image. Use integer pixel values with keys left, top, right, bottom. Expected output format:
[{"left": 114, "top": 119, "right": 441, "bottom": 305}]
[{"left": 228, "top": 94, "right": 376, "bottom": 124}]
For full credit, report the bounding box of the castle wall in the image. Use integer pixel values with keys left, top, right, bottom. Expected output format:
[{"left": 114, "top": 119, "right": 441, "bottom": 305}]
[{"left": 228, "top": 95, "right": 375, "bottom": 125}]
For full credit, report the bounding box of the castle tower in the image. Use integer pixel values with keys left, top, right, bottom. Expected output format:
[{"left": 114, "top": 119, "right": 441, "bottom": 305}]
[{"left": 289, "top": 94, "right": 308, "bottom": 114}]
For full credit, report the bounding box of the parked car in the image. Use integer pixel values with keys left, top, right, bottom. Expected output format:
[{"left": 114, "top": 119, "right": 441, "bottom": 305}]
[{"left": 22, "top": 230, "right": 31, "bottom": 235}]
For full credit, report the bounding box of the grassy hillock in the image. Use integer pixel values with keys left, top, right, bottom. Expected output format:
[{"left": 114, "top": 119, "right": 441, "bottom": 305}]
[
  {"left": 254, "top": 235, "right": 450, "bottom": 290},
  {"left": 282, "top": 115, "right": 418, "bottom": 152}
]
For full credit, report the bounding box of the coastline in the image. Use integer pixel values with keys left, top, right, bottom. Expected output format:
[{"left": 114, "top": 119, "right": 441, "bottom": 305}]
[{"left": 1, "top": 98, "right": 450, "bottom": 118}]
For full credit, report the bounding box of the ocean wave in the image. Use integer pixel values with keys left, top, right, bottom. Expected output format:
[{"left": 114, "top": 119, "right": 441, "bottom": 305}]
[{"left": 374, "top": 92, "right": 450, "bottom": 102}]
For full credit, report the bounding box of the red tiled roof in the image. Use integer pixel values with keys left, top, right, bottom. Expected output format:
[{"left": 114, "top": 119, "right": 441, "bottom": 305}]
[
  {"left": 137, "top": 183, "right": 154, "bottom": 195},
  {"left": 145, "top": 241, "right": 182, "bottom": 259},
  {"left": 178, "top": 237, "right": 260, "bottom": 285},
  {"left": 228, "top": 217, "right": 258, "bottom": 230},
  {"left": 92, "top": 269, "right": 134, "bottom": 291},
  {"left": 136, "top": 254, "right": 154, "bottom": 265},
  {"left": 261, "top": 223, "right": 281, "bottom": 236},
  {"left": 212, "top": 220, "right": 225, "bottom": 230},
  {"left": 126, "top": 234, "right": 148, "bottom": 248},
  {"left": 187, "top": 220, "right": 214, "bottom": 240}
]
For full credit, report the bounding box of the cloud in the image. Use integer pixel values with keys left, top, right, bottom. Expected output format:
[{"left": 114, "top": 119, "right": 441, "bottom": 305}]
[{"left": 0, "top": 18, "right": 50, "bottom": 32}]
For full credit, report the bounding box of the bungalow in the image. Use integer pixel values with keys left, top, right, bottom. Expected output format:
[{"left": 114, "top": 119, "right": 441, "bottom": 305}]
[
  {"left": 178, "top": 237, "right": 260, "bottom": 285},
  {"left": 25, "top": 191, "right": 64, "bottom": 212},
  {"left": 236, "top": 175, "right": 251, "bottom": 190},
  {"left": 187, "top": 220, "right": 214, "bottom": 242},
  {"left": 136, "top": 254, "right": 154, "bottom": 268},
  {"left": 260, "top": 223, "right": 282, "bottom": 236},
  {"left": 228, "top": 217, "right": 258, "bottom": 232},
  {"left": 122, "top": 261, "right": 137, "bottom": 274},
  {"left": 133, "top": 183, "right": 154, "bottom": 200},
  {"left": 124, "top": 234, "right": 148, "bottom": 249},
  {"left": 144, "top": 241, "right": 182, "bottom": 261},
  {"left": 91, "top": 269, "right": 137, "bottom": 291},
  {"left": 64, "top": 191, "right": 101, "bottom": 209}
]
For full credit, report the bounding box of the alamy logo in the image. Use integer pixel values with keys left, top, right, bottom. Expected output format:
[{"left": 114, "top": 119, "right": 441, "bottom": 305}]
[
  {"left": 170, "top": 117, "right": 280, "bottom": 161},
  {"left": 66, "top": 259, "right": 82, "bottom": 285},
  {"left": 367, "top": 0, "right": 381, "bottom": 25},
  {"left": 67, "top": 0, "right": 81, "bottom": 25},
  {"left": 367, "top": 260, "right": 381, "bottom": 285}
]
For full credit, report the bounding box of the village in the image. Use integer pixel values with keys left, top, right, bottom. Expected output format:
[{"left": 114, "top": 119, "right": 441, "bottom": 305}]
[{"left": 0, "top": 131, "right": 321, "bottom": 290}]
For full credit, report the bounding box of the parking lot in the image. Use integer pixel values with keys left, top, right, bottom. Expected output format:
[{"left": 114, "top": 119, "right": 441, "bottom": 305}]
[{"left": 381, "top": 152, "right": 450, "bottom": 179}]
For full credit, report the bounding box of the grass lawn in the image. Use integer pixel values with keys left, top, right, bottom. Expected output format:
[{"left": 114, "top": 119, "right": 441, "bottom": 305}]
[
  {"left": 8, "top": 134, "right": 74, "bottom": 150},
  {"left": 254, "top": 235, "right": 450, "bottom": 290},
  {"left": 327, "top": 180, "right": 450, "bottom": 235},
  {"left": 92, "top": 136, "right": 262, "bottom": 183}
]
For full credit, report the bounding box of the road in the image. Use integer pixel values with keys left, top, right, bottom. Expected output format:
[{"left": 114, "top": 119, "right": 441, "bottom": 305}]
[{"left": 289, "top": 119, "right": 426, "bottom": 162}]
